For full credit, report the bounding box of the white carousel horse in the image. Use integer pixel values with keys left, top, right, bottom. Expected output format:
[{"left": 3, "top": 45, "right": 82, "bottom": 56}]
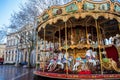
[
  {"left": 66, "top": 56, "right": 73, "bottom": 69},
  {"left": 56, "top": 59, "right": 64, "bottom": 69},
  {"left": 86, "top": 49, "right": 92, "bottom": 59},
  {"left": 61, "top": 53, "right": 72, "bottom": 69},
  {"left": 47, "top": 57, "right": 57, "bottom": 71},
  {"left": 115, "top": 34, "right": 120, "bottom": 47},
  {"left": 73, "top": 57, "right": 83, "bottom": 71},
  {"left": 104, "top": 38, "right": 109, "bottom": 45},
  {"left": 86, "top": 49, "right": 97, "bottom": 66},
  {"left": 55, "top": 52, "right": 64, "bottom": 69},
  {"left": 109, "top": 36, "right": 113, "bottom": 44},
  {"left": 47, "top": 58, "right": 55, "bottom": 70}
]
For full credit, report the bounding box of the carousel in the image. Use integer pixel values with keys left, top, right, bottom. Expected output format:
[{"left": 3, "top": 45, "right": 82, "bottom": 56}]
[{"left": 34, "top": 0, "right": 120, "bottom": 79}]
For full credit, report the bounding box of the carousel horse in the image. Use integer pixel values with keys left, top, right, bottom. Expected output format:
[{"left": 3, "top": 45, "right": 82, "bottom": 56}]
[
  {"left": 79, "top": 36, "right": 86, "bottom": 44},
  {"left": 47, "top": 58, "right": 54, "bottom": 69},
  {"left": 109, "top": 36, "right": 113, "bottom": 45},
  {"left": 53, "top": 59, "right": 64, "bottom": 72},
  {"left": 55, "top": 52, "right": 64, "bottom": 70},
  {"left": 86, "top": 48, "right": 92, "bottom": 60},
  {"left": 61, "top": 53, "right": 72, "bottom": 69},
  {"left": 91, "top": 50, "right": 98, "bottom": 66},
  {"left": 68, "top": 56, "right": 73, "bottom": 68},
  {"left": 115, "top": 34, "right": 120, "bottom": 47},
  {"left": 47, "top": 57, "right": 57, "bottom": 72},
  {"left": 104, "top": 38, "right": 109, "bottom": 45},
  {"left": 73, "top": 56, "right": 83, "bottom": 71},
  {"left": 86, "top": 48, "right": 97, "bottom": 71}
]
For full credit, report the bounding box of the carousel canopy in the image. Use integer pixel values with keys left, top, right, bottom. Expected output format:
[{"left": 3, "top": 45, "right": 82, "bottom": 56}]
[{"left": 37, "top": 0, "right": 120, "bottom": 41}]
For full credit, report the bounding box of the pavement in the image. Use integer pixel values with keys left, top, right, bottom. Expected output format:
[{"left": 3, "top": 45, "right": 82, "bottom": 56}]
[{"left": 0, "top": 64, "right": 34, "bottom": 80}]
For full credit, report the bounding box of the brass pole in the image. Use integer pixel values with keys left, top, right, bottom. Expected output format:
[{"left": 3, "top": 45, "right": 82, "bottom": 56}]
[
  {"left": 85, "top": 17, "right": 92, "bottom": 45},
  {"left": 70, "top": 22, "right": 72, "bottom": 44},
  {"left": 95, "top": 19, "right": 103, "bottom": 74},
  {"left": 70, "top": 21, "right": 75, "bottom": 65},
  {"left": 43, "top": 27, "right": 46, "bottom": 72},
  {"left": 53, "top": 32, "right": 55, "bottom": 49},
  {"left": 59, "top": 26, "right": 61, "bottom": 48},
  {"left": 65, "top": 22, "right": 68, "bottom": 75},
  {"left": 85, "top": 23, "right": 89, "bottom": 45},
  {"left": 119, "top": 23, "right": 120, "bottom": 31}
]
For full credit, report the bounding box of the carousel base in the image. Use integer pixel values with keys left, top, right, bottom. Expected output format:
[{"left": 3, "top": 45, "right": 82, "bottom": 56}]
[{"left": 34, "top": 71, "right": 120, "bottom": 80}]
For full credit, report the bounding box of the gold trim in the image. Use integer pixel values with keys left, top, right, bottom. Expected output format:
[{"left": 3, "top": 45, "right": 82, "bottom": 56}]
[{"left": 38, "top": 12, "right": 120, "bottom": 32}]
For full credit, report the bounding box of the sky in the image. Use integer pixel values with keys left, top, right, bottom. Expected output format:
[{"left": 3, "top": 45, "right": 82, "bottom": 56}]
[{"left": 0, "top": 0, "right": 27, "bottom": 29}]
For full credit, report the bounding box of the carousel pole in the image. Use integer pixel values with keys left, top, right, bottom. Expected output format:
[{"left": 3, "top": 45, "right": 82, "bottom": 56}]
[
  {"left": 86, "top": 22, "right": 89, "bottom": 45},
  {"left": 43, "top": 27, "right": 46, "bottom": 72},
  {"left": 70, "top": 21, "right": 75, "bottom": 65},
  {"left": 53, "top": 32, "right": 55, "bottom": 50},
  {"left": 59, "top": 26, "right": 61, "bottom": 48},
  {"left": 95, "top": 19, "right": 103, "bottom": 74},
  {"left": 36, "top": 31, "right": 38, "bottom": 69},
  {"left": 65, "top": 22, "right": 69, "bottom": 75},
  {"left": 119, "top": 23, "right": 120, "bottom": 31}
]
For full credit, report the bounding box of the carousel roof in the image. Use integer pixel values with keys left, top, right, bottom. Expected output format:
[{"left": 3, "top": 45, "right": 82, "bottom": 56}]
[{"left": 37, "top": 0, "right": 120, "bottom": 40}]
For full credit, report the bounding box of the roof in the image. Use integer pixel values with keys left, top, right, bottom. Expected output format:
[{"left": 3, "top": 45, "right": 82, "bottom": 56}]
[{"left": 37, "top": 0, "right": 120, "bottom": 41}]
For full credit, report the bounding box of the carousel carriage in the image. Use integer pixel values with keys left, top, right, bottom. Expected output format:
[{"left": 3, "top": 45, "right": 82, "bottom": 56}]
[{"left": 34, "top": 0, "right": 120, "bottom": 79}]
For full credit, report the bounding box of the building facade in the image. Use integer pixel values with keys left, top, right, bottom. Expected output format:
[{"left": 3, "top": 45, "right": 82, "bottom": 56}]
[
  {"left": 5, "top": 32, "right": 19, "bottom": 63},
  {"left": 5, "top": 24, "right": 35, "bottom": 64}
]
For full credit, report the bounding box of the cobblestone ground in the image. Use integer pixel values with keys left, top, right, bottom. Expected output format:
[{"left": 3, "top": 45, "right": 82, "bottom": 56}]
[{"left": 0, "top": 64, "right": 34, "bottom": 80}]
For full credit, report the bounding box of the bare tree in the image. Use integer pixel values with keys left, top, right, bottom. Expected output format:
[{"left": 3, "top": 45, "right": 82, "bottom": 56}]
[
  {"left": 0, "top": 25, "right": 8, "bottom": 43},
  {"left": 9, "top": 0, "right": 71, "bottom": 67}
]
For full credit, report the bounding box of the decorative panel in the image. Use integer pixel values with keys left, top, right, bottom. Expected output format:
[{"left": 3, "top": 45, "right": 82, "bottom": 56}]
[
  {"left": 99, "top": 3, "right": 110, "bottom": 11},
  {"left": 42, "top": 13, "right": 49, "bottom": 21},
  {"left": 77, "top": 0, "right": 82, "bottom": 2},
  {"left": 90, "top": 0, "right": 104, "bottom": 1},
  {"left": 65, "top": 3, "right": 78, "bottom": 13},
  {"left": 52, "top": 8, "right": 62, "bottom": 16},
  {"left": 83, "top": 2, "right": 95, "bottom": 10},
  {"left": 114, "top": 4, "right": 120, "bottom": 13},
  {"left": 110, "top": 0, "right": 115, "bottom": 2}
]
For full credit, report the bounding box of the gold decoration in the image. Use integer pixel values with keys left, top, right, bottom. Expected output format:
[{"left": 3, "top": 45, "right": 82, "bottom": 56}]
[{"left": 102, "top": 58, "right": 120, "bottom": 72}]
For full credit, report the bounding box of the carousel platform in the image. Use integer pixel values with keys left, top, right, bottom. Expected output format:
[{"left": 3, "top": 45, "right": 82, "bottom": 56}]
[{"left": 34, "top": 71, "right": 120, "bottom": 79}]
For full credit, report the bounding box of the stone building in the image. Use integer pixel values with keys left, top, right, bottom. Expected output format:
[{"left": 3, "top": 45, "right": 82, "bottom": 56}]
[
  {"left": 5, "top": 32, "right": 19, "bottom": 64},
  {"left": 5, "top": 24, "right": 35, "bottom": 65}
]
